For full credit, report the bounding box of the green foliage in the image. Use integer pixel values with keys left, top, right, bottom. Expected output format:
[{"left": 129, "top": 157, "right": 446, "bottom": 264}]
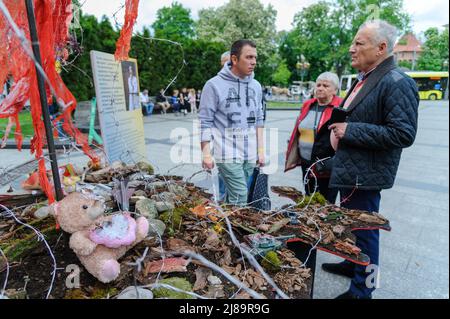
[
  {"left": 297, "top": 192, "right": 327, "bottom": 208},
  {"left": 159, "top": 206, "right": 185, "bottom": 231},
  {"left": 398, "top": 60, "right": 413, "bottom": 70},
  {"left": 261, "top": 251, "right": 281, "bottom": 272},
  {"left": 0, "top": 111, "right": 34, "bottom": 139},
  {"left": 153, "top": 277, "right": 194, "bottom": 299},
  {"left": 61, "top": 13, "right": 118, "bottom": 101},
  {"left": 272, "top": 60, "right": 292, "bottom": 86},
  {"left": 91, "top": 287, "right": 118, "bottom": 299},
  {"left": 196, "top": 0, "right": 278, "bottom": 84},
  {"left": 136, "top": 161, "right": 154, "bottom": 174},
  {"left": 61, "top": 1, "right": 413, "bottom": 100},
  {"left": 0, "top": 219, "right": 58, "bottom": 261},
  {"left": 130, "top": 32, "right": 226, "bottom": 94},
  {"left": 64, "top": 289, "right": 87, "bottom": 299},
  {"left": 61, "top": 10, "right": 226, "bottom": 100},
  {"left": 417, "top": 27, "right": 449, "bottom": 71},
  {"left": 280, "top": 0, "right": 411, "bottom": 81},
  {"left": 152, "top": 2, "right": 195, "bottom": 43}
]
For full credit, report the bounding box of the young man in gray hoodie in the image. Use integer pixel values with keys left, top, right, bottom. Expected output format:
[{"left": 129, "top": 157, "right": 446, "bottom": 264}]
[{"left": 199, "top": 39, "right": 265, "bottom": 205}]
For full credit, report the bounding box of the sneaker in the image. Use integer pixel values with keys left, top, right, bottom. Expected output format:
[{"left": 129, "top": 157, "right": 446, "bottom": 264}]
[
  {"left": 335, "top": 290, "right": 372, "bottom": 299},
  {"left": 321, "top": 262, "right": 355, "bottom": 279}
]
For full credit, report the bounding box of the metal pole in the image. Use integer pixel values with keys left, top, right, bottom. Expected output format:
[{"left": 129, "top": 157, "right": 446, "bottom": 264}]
[
  {"left": 25, "top": 0, "right": 63, "bottom": 201},
  {"left": 445, "top": 76, "right": 449, "bottom": 100}
]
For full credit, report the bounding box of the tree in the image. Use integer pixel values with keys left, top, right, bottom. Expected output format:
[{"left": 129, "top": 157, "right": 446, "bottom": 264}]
[
  {"left": 61, "top": 13, "right": 119, "bottom": 101},
  {"left": 196, "top": 0, "right": 278, "bottom": 84},
  {"left": 280, "top": 0, "right": 411, "bottom": 81},
  {"left": 417, "top": 27, "right": 449, "bottom": 71},
  {"left": 398, "top": 60, "right": 413, "bottom": 70},
  {"left": 151, "top": 2, "right": 195, "bottom": 43},
  {"left": 272, "top": 61, "right": 291, "bottom": 86},
  {"left": 130, "top": 30, "right": 227, "bottom": 94}
]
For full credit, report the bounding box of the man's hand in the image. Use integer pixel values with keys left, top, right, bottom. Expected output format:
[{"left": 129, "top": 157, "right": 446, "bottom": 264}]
[
  {"left": 202, "top": 155, "right": 214, "bottom": 170},
  {"left": 257, "top": 150, "right": 265, "bottom": 167},
  {"left": 329, "top": 122, "right": 348, "bottom": 140}
]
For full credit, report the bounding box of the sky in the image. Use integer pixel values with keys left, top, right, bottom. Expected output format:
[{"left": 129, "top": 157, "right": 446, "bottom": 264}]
[{"left": 81, "top": 0, "right": 449, "bottom": 37}]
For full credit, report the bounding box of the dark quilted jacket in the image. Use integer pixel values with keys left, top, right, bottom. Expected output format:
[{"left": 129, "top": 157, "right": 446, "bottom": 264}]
[{"left": 330, "top": 56, "right": 419, "bottom": 190}]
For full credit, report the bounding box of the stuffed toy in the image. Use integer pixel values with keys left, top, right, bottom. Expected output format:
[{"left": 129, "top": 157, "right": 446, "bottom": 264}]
[{"left": 50, "top": 192, "right": 149, "bottom": 283}]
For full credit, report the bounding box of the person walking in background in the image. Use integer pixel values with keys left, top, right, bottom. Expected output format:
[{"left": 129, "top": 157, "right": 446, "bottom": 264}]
[{"left": 188, "top": 88, "right": 197, "bottom": 114}]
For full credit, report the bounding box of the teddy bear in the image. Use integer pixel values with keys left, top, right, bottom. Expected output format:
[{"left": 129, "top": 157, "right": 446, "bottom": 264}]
[{"left": 50, "top": 192, "right": 149, "bottom": 283}]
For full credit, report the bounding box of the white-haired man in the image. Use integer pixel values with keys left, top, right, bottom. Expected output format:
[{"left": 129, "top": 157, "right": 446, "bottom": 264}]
[{"left": 324, "top": 20, "right": 419, "bottom": 299}]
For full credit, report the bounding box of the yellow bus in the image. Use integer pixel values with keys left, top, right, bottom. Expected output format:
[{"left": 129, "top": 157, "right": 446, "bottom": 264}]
[{"left": 339, "top": 71, "right": 448, "bottom": 100}]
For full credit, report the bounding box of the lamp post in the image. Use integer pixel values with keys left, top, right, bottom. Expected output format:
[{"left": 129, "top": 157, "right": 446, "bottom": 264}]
[
  {"left": 296, "top": 55, "right": 310, "bottom": 102},
  {"left": 443, "top": 59, "right": 449, "bottom": 100}
]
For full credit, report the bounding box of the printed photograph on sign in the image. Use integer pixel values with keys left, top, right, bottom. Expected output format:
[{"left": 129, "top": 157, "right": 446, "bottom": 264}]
[{"left": 121, "top": 60, "right": 140, "bottom": 112}]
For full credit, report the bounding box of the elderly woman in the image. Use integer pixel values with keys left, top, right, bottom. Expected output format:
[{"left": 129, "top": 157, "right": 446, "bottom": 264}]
[{"left": 284, "top": 72, "right": 343, "bottom": 203}]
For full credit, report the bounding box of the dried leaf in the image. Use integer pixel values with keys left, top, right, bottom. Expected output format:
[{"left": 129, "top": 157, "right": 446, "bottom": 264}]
[
  {"left": 246, "top": 274, "right": 254, "bottom": 286},
  {"left": 167, "top": 238, "right": 193, "bottom": 252},
  {"left": 145, "top": 257, "right": 190, "bottom": 274},
  {"left": 219, "top": 248, "right": 232, "bottom": 266},
  {"left": 203, "top": 229, "right": 221, "bottom": 248},
  {"left": 203, "top": 285, "right": 225, "bottom": 298},
  {"left": 234, "top": 264, "right": 242, "bottom": 275},
  {"left": 268, "top": 218, "right": 291, "bottom": 234},
  {"left": 332, "top": 225, "right": 346, "bottom": 237},
  {"left": 189, "top": 204, "right": 228, "bottom": 222},
  {"left": 357, "top": 213, "right": 386, "bottom": 225},
  {"left": 221, "top": 265, "right": 235, "bottom": 275},
  {"left": 322, "top": 229, "right": 335, "bottom": 245},
  {"left": 193, "top": 267, "right": 212, "bottom": 291},
  {"left": 253, "top": 276, "right": 265, "bottom": 289},
  {"left": 234, "top": 292, "right": 252, "bottom": 299},
  {"left": 256, "top": 224, "right": 271, "bottom": 232}
]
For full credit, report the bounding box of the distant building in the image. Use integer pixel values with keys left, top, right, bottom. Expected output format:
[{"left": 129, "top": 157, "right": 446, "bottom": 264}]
[{"left": 394, "top": 33, "right": 423, "bottom": 69}]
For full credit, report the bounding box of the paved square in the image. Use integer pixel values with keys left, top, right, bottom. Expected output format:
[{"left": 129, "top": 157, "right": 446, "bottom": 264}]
[{"left": 1, "top": 100, "right": 448, "bottom": 298}]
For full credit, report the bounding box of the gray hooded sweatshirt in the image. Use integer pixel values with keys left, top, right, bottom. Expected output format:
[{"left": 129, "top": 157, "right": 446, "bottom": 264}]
[{"left": 199, "top": 63, "right": 264, "bottom": 162}]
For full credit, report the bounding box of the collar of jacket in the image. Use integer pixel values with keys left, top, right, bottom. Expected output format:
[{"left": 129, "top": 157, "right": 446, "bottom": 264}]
[
  {"left": 341, "top": 56, "right": 397, "bottom": 112},
  {"left": 299, "top": 95, "right": 342, "bottom": 122}
]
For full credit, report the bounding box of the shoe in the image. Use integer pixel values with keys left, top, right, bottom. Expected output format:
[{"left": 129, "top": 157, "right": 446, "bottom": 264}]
[
  {"left": 322, "top": 262, "right": 355, "bottom": 279},
  {"left": 335, "top": 291, "right": 372, "bottom": 299}
]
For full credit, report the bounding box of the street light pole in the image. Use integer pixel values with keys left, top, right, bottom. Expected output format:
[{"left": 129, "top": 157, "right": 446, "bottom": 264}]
[{"left": 25, "top": 0, "right": 64, "bottom": 201}]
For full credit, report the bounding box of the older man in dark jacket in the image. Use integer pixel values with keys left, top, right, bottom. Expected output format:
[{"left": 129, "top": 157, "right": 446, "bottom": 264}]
[{"left": 324, "top": 20, "right": 419, "bottom": 299}]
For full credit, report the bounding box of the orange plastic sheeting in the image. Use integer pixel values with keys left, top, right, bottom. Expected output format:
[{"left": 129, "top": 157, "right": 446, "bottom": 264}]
[
  {"left": 114, "top": 0, "right": 139, "bottom": 61},
  {"left": 0, "top": 0, "right": 99, "bottom": 202}
]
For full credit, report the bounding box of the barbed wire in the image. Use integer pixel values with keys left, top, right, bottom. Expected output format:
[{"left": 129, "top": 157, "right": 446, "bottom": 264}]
[
  {"left": 0, "top": 1, "right": 364, "bottom": 300},
  {"left": 0, "top": 203, "right": 57, "bottom": 299}
]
